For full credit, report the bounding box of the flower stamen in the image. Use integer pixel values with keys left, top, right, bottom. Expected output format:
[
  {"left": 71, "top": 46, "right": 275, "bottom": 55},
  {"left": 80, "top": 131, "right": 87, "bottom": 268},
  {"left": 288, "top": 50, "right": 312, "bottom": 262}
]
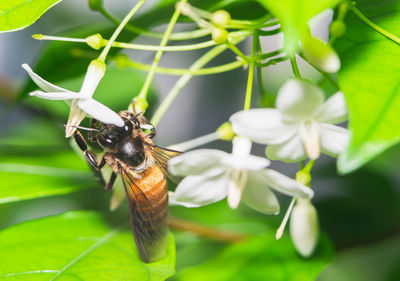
[{"left": 276, "top": 197, "right": 296, "bottom": 240}]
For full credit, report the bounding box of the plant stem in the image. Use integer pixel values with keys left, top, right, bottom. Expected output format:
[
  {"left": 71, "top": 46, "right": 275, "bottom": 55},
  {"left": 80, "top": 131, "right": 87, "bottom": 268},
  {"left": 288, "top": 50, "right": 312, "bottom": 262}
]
[
  {"left": 225, "top": 41, "right": 250, "bottom": 62},
  {"left": 137, "top": 1, "right": 185, "bottom": 102},
  {"left": 256, "top": 49, "right": 283, "bottom": 60},
  {"left": 180, "top": 2, "right": 213, "bottom": 29},
  {"left": 303, "top": 160, "right": 315, "bottom": 174},
  {"left": 170, "top": 217, "right": 248, "bottom": 243},
  {"left": 109, "top": 40, "right": 215, "bottom": 51},
  {"left": 260, "top": 19, "right": 280, "bottom": 28},
  {"left": 257, "top": 28, "right": 281, "bottom": 36},
  {"left": 98, "top": 7, "right": 211, "bottom": 40},
  {"left": 167, "top": 132, "right": 219, "bottom": 151},
  {"left": 118, "top": 57, "right": 245, "bottom": 75},
  {"left": 151, "top": 34, "right": 248, "bottom": 127},
  {"left": 98, "top": 0, "right": 146, "bottom": 62},
  {"left": 290, "top": 56, "right": 301, "bottom": 78},
  {"left": 349, "top": 4, "right": 400, "bottom": 45},
  {"left": 33, "top": 34, "right": 216, "bottom": 52},
  {"left": 255, "top": 56, "right": 289, "bottom": 68},
  {"left": 244, "top": 30, "right": 257, "bottom": 110}
]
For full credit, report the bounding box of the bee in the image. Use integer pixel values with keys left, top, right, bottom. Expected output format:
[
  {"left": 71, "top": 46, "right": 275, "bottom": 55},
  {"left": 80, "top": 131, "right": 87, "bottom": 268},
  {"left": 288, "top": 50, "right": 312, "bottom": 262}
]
[{"left": 73, "top": 110, "right": 180, "bottom": 263}]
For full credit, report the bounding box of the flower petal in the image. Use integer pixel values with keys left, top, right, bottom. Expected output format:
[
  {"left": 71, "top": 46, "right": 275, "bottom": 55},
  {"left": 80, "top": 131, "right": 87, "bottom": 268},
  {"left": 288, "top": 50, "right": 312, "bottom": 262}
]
[
  {"left": 242, "top": 171, "right": 280, "bottom": 214},
  {"left": 232, "top": 136, "right": 252, "bottom": 157},
  {"left": 171, "top": 173, "right": 229, "bottom": 207},
  {"left": 290, "top": 199, "right": 319, "bottom": 257},
  {"left": 320, "top": 123, "right": 349, "bottom": 157},
  {"left": 79, "top": 60, "right": 106, "bottom": 98},
  {"left": 266, "top": 134, "right": 307, "bottom": 163},
  {"left": 299, "top": 121, "right": 321, "bottom": 160},
  {"left": 225, "top": 154, "right": 270, "bottom": 171},
  {"left": 65, "top": 100, "right": 87, "bottom": 137},
  {"left": 168, "top": 149, "right": 229, "bottom": 176},
  {"left": 22, "top": 64, "right": 71, "bottom": 93},
  {"left": 230, "top": 109, "right": 297, "bottom": 145},
  {"left": 276, "top": 79, "right": 324, "bottom": 120},
  {"left": 227, "top": 170, "right": 247, "bottom": 209},
  {"left": 313, "top": 91, "right": 348, "bottom": 124},
  {"left": 29, "top": 90, "right": 86, "bottom": 100},
  {"left": 259, "top": 169, "right": 314, "bottom": 198},
  {"left": 77, "top": 98, "right": 124, "bottom": 127}
]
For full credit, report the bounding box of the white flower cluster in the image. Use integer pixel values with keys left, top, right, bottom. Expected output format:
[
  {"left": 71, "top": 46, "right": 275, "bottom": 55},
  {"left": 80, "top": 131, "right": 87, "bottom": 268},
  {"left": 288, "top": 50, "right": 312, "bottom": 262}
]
[
  {"left": 169, "top": 136, "right": 313, "bottom": 214},
  {"left": 168, "top": 78, "right": 349, "bottom": 257}
]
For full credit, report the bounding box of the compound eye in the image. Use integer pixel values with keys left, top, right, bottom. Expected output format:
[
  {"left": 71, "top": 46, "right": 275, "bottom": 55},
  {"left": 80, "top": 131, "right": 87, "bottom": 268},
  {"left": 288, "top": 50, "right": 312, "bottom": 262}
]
[
  {"left": 98, "top": 134, "right": 119, "bottom": 148},
  {"left": 124, "top": 120, "right": 133, "bottom": 134}
]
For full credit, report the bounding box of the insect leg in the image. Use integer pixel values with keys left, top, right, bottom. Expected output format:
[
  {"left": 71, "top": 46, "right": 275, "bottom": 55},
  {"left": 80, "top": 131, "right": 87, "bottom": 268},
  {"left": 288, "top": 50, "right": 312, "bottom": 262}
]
[
  {"left": 105, "top": 172, "right": 117, "bottom": 191},
  {"left": 74, "top": 130, "right": 107, "bottom": 186}
]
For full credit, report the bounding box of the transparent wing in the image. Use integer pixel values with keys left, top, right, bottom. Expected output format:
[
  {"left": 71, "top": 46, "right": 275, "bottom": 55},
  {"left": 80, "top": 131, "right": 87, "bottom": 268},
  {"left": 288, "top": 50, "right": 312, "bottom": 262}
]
[
  {"left": 152, "top": 145, "right": 182, "bottom": 183},
  {"left": 120, "top": 167, "right": 169, "bottom": 263}
]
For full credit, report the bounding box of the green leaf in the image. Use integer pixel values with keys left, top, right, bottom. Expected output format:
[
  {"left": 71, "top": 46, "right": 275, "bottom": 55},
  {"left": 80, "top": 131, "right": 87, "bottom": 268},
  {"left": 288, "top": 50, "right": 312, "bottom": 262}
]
[
  {"left": 174, "top": 232, "right": 332, "bottom": 281},
  {"left": 0, "top": 211, "right": 175, "bottom": 280},
  {"left": 0, "top": 118, "right": 96, "bottom": 204},
  {"left": 335, "top": 0, "right": 400, "bottom": 173},
  {"left": 257, "top": 0, "right": 338, "bottom": 54},
  {"left": 0, "top": 0, "right": 62, "bottom": 33},
  {"left": 0, "top": 151, "right": 95, "bottom": 204}
]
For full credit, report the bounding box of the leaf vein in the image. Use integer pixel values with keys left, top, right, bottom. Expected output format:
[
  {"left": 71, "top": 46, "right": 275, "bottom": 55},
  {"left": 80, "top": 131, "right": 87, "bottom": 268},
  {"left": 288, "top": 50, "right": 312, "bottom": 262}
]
[{"left": 49, "top": 227, "right": 121, "bottom": 281}]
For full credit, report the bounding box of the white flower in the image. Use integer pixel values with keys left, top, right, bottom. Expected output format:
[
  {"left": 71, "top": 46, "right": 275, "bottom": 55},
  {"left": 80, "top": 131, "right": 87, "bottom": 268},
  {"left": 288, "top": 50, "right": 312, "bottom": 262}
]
[
  {"left": 168, "top": 136, "right": 313, "bottom": 214},
  {"left": 290, "top": 199, "right": 319, "bottom": 257},
  {"left": 22, "top": 59, "right": 124, "bottom": 137},
  {"left": 230, "top": 79, "right": 349, "bottom": 162}
]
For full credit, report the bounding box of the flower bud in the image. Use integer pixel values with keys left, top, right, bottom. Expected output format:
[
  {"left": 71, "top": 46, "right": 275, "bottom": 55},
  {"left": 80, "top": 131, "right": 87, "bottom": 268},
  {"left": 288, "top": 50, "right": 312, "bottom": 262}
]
[
  {"left": 330, "top": 20, "right": 346, "bottom": 39},
  {"left": 217, "top": 122, "right": 234, "bottom": 140},
  {"left": 212, "top": 28, "right": 229, "bottom": 44},
  {"left": 131, "top": 96, "right": 148, "bottom": 113},
  {"left": 290, "top": 199, "right": 319, "bottom": 257},
  {"left": 86, "top": 33, "right": 105, "bottom": 50},
  {"left": 301, "top": 36, "right": 341, "bottom": 73},
  {"left": 211, "top": 10, "right": 231, "bottom": 27},
  {"left": 88, "top": 0, "right": 103, "bottom": 11}
]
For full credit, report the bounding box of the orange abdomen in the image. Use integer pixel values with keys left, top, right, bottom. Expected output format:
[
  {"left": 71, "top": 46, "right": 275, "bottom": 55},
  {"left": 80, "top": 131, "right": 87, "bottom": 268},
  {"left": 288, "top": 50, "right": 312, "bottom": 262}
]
[{"left": 124, "top": 164, "right": 169, "bottom": 262}]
